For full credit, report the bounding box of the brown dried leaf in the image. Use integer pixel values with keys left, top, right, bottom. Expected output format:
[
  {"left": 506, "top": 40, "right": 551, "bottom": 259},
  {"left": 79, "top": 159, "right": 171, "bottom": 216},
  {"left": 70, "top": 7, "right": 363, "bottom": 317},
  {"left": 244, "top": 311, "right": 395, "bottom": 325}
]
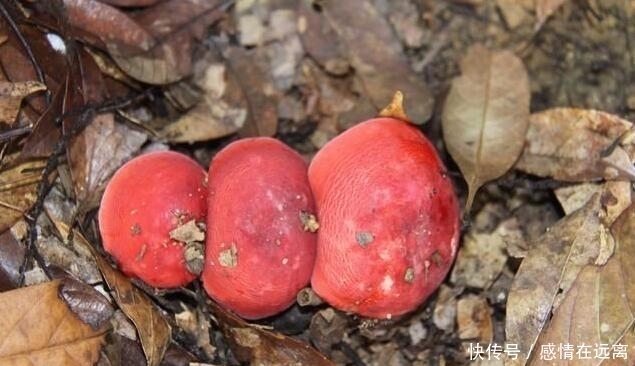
[
  {"left": 21, "top": 45, "right": 95, "bottom": 161},
  {"left": 527, "top": 201, "right": 635, "bottom": 365},
  {"left": 226, "top": 47, "right": 279, "bottom": 138},
  {"left": 315, "top": 0, "right": 434, "bottom": 124},
  {"left": 95, "top": 252, "right": 171, "bottom": 366},
  {"left": 515, "top": 108, "right": 635, "bottom": 181},
  {"left": 160, "top": 63, "right": 246, "bottom": 142},
  {"left": 65, "top": 48, "right": 147, "bottom": 211},
  {"left": 0, "top": 158, "right": 48, "bottom": 232},
  {"left": 442, "top": 44, "right": 530, "bottom": 210},
  {"left": 63, "top": 0, "right": 155, "bottom": 52},
  {"left": 505, "top": 192, "right": 619, "bottom": 366},
  {"left": 100, "top": 0, "right": 161, "bottom": 6},
  {"left": 0, "top": 24, "right": 65, "bottom": 107},
  {"left": 107, "top": 41, "right": 186, "bottom": 85},
  {"left": 209, "top": 301, "right": 335, "bottom": 366},
  {"left": 555, "top": 181, "right": 631, "bottom": 222},
  {"left": 59, "top": 277, "right": 115, "bottom": 331},
  {"left": 0, "top": 280, "right": 107, "bottom": 366},
  {"left": 19, "top": 80, "right": 67, "bottom": 159},
  {"left": 0, "top": 81, "right": 46, "bottom": 124},
  {"left": 98, "top": 251, "right": 172, "bottom": 366},
  {"left": 53, "top": 224, "right": 171, "bottom": 366},
  {"left": 0, "top": 230, "right": 25, "bottom": 292},
  {"left": 69, "top": 113, "right": 146, "bottom": 211},
  {"left": 297, "top": 0, "right": 350, "bottom": 76},
  {"left": 109, "top": 0, "right": 228, "bottom": 84}
]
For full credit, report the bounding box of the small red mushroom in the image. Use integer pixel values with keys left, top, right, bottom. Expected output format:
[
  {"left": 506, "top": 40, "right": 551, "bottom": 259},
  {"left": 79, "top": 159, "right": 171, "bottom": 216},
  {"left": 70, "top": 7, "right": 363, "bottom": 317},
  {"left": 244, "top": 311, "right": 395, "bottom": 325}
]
[
  {"left": 202, "top": 137, "right": 317, "bottom": 320},
  {"left": 308, "top": 118, "right": 460, "bottom": 319},
  {"left": 99, "top": 150, "right": 207, "bottom": 288}
]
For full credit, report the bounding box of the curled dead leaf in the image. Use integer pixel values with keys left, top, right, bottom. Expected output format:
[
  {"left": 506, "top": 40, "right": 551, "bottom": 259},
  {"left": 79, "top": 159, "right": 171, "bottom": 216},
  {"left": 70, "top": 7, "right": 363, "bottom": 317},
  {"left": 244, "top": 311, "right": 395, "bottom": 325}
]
[
  {"left": 96, "top": 0, "right": 229, "bottom": 84},
  {"left": 505, "top": 191, "right": 618, "bottom": 366},
  {"left": 52, "top": 222, "right": 171, "bottom": 366},
  {"left": 515, "top": 108, "right": 635, "bottom": 182},
  {"left": 0, "top": 80, "right": 46, "bottom": 124},
  {"left": 0, "top": 157, "right": 49, "bottom": 232},
  {"left": 0, "top": 280, "right": 107, "bottom": 366},
  {"left": 69, "top": 113, "right": 147, "bottom": 212},
  {"left": 442, "top": 44, "right": 530, "bottom": 211},
  {"left": 59, "top": 276, "right": 115, "bottom": 331},
  {"left": 160, "top": 63, "right": 247, "bottom": 142},
  {"left": 526, "top": 201, "right": 635, "bottom": 365},
  {"left": 209, "top": 301, "right": 335, "bottom": 365}
]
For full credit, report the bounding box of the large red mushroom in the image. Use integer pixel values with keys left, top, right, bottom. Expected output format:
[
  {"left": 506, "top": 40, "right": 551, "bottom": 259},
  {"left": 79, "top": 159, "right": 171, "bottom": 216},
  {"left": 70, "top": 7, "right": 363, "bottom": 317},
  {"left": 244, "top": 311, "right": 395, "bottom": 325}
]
[
  {"left": 308, "top": 117, "right": 460, "bottom": 319},
  {"left": 99, "top": 150, "right": 207, "bottom": 288},
  {"left": 202, "top": 137, "right": 317, "bottom": 320}
]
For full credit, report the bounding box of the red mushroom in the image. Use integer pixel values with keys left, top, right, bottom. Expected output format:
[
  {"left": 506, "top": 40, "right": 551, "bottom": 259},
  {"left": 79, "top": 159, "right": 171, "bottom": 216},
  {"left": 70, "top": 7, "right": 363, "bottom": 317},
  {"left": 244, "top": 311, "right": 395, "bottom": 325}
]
[
  {"left": 99, "top": 150, "right": 207, "bottom": 288},
  {"left": 308, "top": 118, "right": 460, "bottom": 319},
  {"left": 202, "top": 137, "right": 317, "bottom": 320}
]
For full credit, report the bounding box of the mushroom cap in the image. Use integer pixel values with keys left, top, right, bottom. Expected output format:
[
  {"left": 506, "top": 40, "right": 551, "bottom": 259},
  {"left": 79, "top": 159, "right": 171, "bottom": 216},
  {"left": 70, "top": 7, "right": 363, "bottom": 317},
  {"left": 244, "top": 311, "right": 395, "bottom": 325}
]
[
  {"left": 309, "top": 118, "right": 460, "bottom": 319},
  {"left": 202, "top": 137, "right": 317, "bottom": 320},
  {"left": 99, "top": 151, "right": 207, "bottom": 288}
]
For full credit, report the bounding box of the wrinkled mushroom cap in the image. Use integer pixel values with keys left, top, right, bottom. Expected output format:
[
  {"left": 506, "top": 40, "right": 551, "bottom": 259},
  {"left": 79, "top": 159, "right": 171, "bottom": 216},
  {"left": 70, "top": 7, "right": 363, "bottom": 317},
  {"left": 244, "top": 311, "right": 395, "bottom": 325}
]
[
  {"left": 309, "top": 118, "right": 460, "bottom": 319},
  {"left": 99, "top": 151, "right": 207, "bottom": 288}
]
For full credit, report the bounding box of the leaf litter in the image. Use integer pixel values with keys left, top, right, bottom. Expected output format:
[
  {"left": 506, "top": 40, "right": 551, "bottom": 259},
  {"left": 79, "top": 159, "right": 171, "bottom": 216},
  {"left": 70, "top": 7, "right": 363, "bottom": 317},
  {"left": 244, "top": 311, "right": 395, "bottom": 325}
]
[
  {"left": 442, "top": 43, "right": 531, "bottom": 211},
  {"left": 0, "top": 280, "right": 107, "bottom": 366},
  {"left": 515, "top": 108, "right": 635, "bottom": 181}
]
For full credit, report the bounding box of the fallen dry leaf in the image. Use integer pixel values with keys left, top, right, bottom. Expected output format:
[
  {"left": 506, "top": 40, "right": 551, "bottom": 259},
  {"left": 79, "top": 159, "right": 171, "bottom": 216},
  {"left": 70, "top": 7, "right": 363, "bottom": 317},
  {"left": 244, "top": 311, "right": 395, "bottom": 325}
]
[
  {"left": 0, "top": 80, "right": 46, "bottom": 124},
  {"left": 442, "top": 44, "right": 530, "bottom": 210},
  {"left": 0, "top": 280, "right": 107, "bottom": 366},
  {"left": 0, "top": 157, "right": 48, "bottom": 232},
  {"left": 109, "top": 0, "right": 229, "bottom": 84},
  {"left": 303, "top": 0, "right": 434, "bottom": 125},
  {"left": 59, "top": 277, "right": 115, "bottom": 331},
  {"left": 63, "top": 0, "right": 155, "bottom": 52},
  {"left": 527, "top": 200, "right": 635, "bottom": 365},
  {"left": 209, "top": 301, "right": 335, "bottom": 365},
  {"left": 19, "top": 76, "right": 69, "bottom": 160},
  {"left": 100, "top": 0, "right": 161, "bottom": 6},
  {"left": 505, "top": 191, "right": 619, "bottom": 366},
  {"left": 53, "top": 223, "right": 171, "bottom": 366},
  {"left": 97, "top": 258, "right": 171, "bottom": 366},
  {"left": 515, "top": 108, "right": 635, "bottom": 182},
  {"left": 555, "top": 181, "right": 631, "bottom": 223},
  {"left": 57, "top": 0, "right": 229, "bottom": 84},
  {"left": 0, "top": 23, "right": 64, "bottom": 113},
  {"left": 69, "top": 113, "right": 147, "bottom": 212},
  {"left": 65, "top": 47, "right": 147, "bottom": 212},
  {"left": 297, "top": 0, "right": 350, "bottom": 76},
  {"left": 226, "top": 47, "right": 279, "bottom": 138},
  {"left": 0, "top": 229, "right": 25, "bottom": 292},
  {"left": 160, "top": 63, "right": 246, "bottom": 142}
]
